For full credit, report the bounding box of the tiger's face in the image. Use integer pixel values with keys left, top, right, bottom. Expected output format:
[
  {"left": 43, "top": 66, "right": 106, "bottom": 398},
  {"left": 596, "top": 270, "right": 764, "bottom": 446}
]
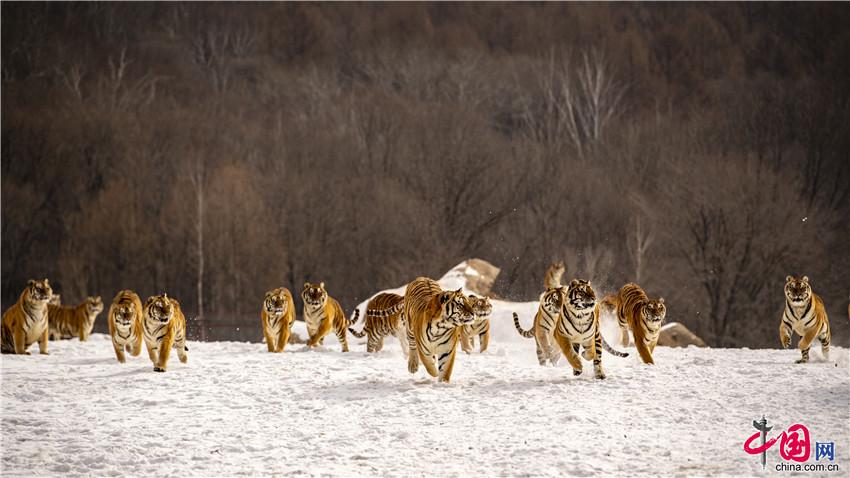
[
  {"left": 265, "top": 289, "right": 289, "bottom": 317},
  {"left": 785, "top": 275, "right": 812, "bottom": 305},
  {"left": 469, "top": 295, "right": 493, "bottom": 320},
  {"left": 438, "top": 289, "right": 475, "bottom": 326},
  {"left": 113, "top": 303, "right": 138, "bottom": 327},
  {"left": 302, "top": 282, "right": 328, "bottom": 308},
  {"left": 146, "top": 294, "right": 175, "bottom": 323},
  {"left": 26, "top": 279, "right": 53, "bottom": 303},
  {"left": 540, "top": 287, "right": 565, "bottom": 315},
  {"left": 564, "top": 279, "right": 596, "bottom": 313},
  {"left": 86, "top": 296, "right": 104, "bottom": 316},
  {"left": 643, "top": 298, "right": 666, "bottom": 324}
]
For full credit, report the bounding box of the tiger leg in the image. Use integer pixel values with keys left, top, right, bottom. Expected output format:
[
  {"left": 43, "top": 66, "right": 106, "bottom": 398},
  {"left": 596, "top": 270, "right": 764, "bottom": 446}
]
[
  {"left": 479, "top": 323, "right": 490, "bottom": 353},
  {"left": 38, "top": 327, "right": 49, "bottom": 354},
  {"left": 307, "top": 318, "right": 332, "bottom": 348},
  {"left": 131, "top": 333, "right": 143, "bottom": 357},
  {"left": 176, "top": 333, "right": 188, "bottom": 364},
  {"left": 263, "top": 326, "right": 275, "bottom": 352},
  {"left": 78, "top": 328, "right": 87, "bottom": 342},
  {"left": 437, "top": 339, "right": 459, "bottom": 383},
  {"left": 797, "top": 327, "right": 819, "bottom": 364},
  {"left": 12, "top": 327, "right": 28, "bottom": 355},
  {"left": 396, "top": 328, "right": 409, "bottom": 358},
  {"left": 590, "top": 331, "right": 605, "bottom": 379},
  {"left": 334, "top": 320, "right": 350, "bottom": 353},
  {"left": 112, "top": 339, "right": 126, "bottom": 363},
  {"left": 535, "top": 328, "right": 554, "bottom": 366},
  {"left": 554, "top": 332, "right": 583, "bottom": 375},
  {"left": 276, "top": 324, "right": 291, "bottom": 353},
  {"left": 779, "top": 320, "right": 792, "bottom": 349},
  {"left": 460, "top": 326, "right": 473, "bottom": 354},
  {"left": 619, "top": 324, "right": 630, "bottom": 348},
  {"left": 406, "top": 325, "right": 419, "bottom": 373},
  {"left": 533, "top": 336, "right": 547, "bottom": 366},
  {"left": 146, "top": 341, "right": 157, "bottom": 363},
  {"left": 819, "top": 329, "right": 830, "bottom": 361},
  {"left": 634, "top": 336, "right": 655, "bottom": 365},
  {"left": 366, "top": 332, "right": 379, "bottom": 353},
  {"left": 375, "top": 335, "right": 385, "bottom": 353},
  {"left": 155, "top": 329, "right": 175, "bottom": 372}
]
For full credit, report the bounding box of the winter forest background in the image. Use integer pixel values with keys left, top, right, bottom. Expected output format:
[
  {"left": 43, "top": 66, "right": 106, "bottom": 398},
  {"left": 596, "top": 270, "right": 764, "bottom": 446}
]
[{"left": 3, "top": 3, "right": 849, "bottom": 347}]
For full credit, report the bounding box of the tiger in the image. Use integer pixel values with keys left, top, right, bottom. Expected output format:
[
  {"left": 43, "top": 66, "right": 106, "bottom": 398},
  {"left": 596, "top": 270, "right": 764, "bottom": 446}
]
[
  {"left": 599, "top": 282, "right": 666, "bottom": 365},
  {"left": 47, "top": 296, "right": 103, "bottom": 341},
  {"left": 261, "top": 287, "right": 296, "bottom": 353},
  {"left": 554, "top": 279, "right": 628, "bottom": 379},
  {"left": 143, "top": 293, "right": 188, "bottom": 372},
  {"left": 460, "top": 294, "right": 493, "bottom": 354},
  {"left": 513, "top": 286, "right": 566, "bottom": 366},
  {"left": 108, "top": 290, "right": 144, "bottom": 363},
  {"left": 403, "top": 277, "right": 475, "bottom": 383},
  {"left": 348, "top": 292, "right": 407, "bottom": 354},
  {"left": 48, "top": 294, "right": 61, "bottom": 306},
  {"left": 302, "top": 282, "right": 350, "bottom": 352},
  {"left": 544, "top": 260, "right": 566, "bottom": 289},
  {"left": 781, "top": 275, "right": 831, "bottom": 363},
  {"left": 1, "top": 279, "right": 53, "bottom": 355}
]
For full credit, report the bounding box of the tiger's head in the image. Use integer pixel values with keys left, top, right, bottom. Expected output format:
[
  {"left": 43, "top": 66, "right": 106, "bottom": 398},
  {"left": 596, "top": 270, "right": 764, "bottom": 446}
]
[
  {"left": 145, "top": 294, "right": 175, "bottom": 324},
  {"left": 642, "top": 297, "right": 666, "bottom": 325},
  {"left": 112, "top": 302, "right": 138, "bottom": 328},
  {"left": 85, "top": 296, "right": 104, "bottom": 317},
  {"left": 564, "top": 279, "right": 597, "bottom": 314},
  {"left": 437, "top": 288, "right": 475, "bottom": 326},
  {"left": 540, "top": 287, "right": 565, "bottom": 315},
  {"left": 25, "top": 279, "right": 53, "bottom": 304},
  {"left": 264, "top": 288, "right": 290, "bottom": 317},
  {"left": 785, "top": 275, "right": 812, "bottom": 305},
  {"left": 302, "top": 282, "right": 328, "bottom": 309},
  {"left": 468, "top": 294, "right": 493, "bottom": 320}
]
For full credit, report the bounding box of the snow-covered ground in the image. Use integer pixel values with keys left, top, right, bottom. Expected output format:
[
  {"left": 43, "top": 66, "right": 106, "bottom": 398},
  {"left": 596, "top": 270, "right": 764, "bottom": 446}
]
[{"left": 2, "top": 263, "right": 848, "bottom": 476}]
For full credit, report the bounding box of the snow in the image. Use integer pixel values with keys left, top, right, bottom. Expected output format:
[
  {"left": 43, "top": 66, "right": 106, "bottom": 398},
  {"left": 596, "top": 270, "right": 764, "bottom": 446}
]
[{"left": 2, "top": 262, "right": 848, "bottom": 476}]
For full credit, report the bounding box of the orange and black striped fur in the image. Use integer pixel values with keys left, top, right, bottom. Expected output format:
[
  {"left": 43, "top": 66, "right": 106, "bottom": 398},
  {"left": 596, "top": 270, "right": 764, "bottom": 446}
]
[
  {"left": 48, "top": 296, "right": 103, "bottom": 341},
  {"left": 1, "top": 279, "right": 53, "bottom": 355},
  {"left": 48, "top": 294, "right": 61, "bottom": 306},
  {"left": 460, "top": 295, "right": 493, "bottom": 354},
  {"left": 555, "top": 279, "right": 628, "bottom": 379},
  {"left": 143, "top": 293, "right": 188, "bottom": 372},
  {"left": 600, "top": 283, "right": 665, "bottom": 365},
  {"left": 302, "top": 282, "right": 350, "bottom": 352},
  {"left": 404, "top": 277, "right": 475, "bottom": 382},
  {"left": 513, "top": 287, "right": 566, "bottom": 366},
  {"left": 348, "top": 292, "right": 406, "bottom": 354},
  {"left": 544, "top": 261, "right": 565, "bottom": 289},
  {"left": 108, "top": 290, "right": 144, "bottom": 363},
  {"left": 781, "top": 276, "right": 830, "bottom": 363},
  {"left": 261, "top": 287, "right": 295, "bottom": 353}
]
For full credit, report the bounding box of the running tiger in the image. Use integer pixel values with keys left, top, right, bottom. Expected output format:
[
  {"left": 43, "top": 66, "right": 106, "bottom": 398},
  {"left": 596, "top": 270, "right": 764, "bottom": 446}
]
[
  {"left": 47, "top": 296, "right": 103, "bottom": 341},
  {"left": 600, "top": 282, "right": 665, "bottom": 365},
  {"left": 261, "top": 287, "right": 295, "bottom": 353},
  {"left": 404, "top": 277, "right": 475, "bottom": 382},
  {"left": 513, "top": 286, "right": 566, "bottom": 366},
  {"left": 543, "top": 261, "right": 565, "bottom": 289},
  {"left": 1, "top": 279, "right": 53, "bottom": 355},
  {"left": 143, "top": 293, "right": 188, "bottom": 372},
  {"left": 108, "top": 290, "right": 144, "bottom": 363},
  {"left": 554, "top": 279, "right": 628, "bottom": 379},
  {"left": 460, "top": 295, "right": 493, "bottom": 354},
  {"left": 781, "top": 276, "right": 830, "bottom": 363},
  {"left": 348, "top": 292, "right": 407, "bottom": 354},
  {"left": 302, "top": 282, "right": 350, "bottom": 352}
]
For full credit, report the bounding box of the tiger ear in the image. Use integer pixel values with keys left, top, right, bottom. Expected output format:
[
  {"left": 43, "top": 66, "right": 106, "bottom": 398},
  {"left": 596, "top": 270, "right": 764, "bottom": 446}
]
[
  {"left": 802, "top": 276, "right": 809, "bottom": 283},
  {"left": 320, "top": 282, "right": 325, "bottom": 289},
  {"left": 586, "top": 280, "right": 592, "bottom": 287},
  {"left": 303, "top": 282, "right": 309, "bottom": 290},
  {"left": 659, "top": 297, "right": 665, "bottom": 304},
  {"left": 786, "top": 275, "right": 793, "bottom": 283},
  {"left": 27, "top": 279, "right": 35, "bottom": 286},
  {"left": 44, "top": 278, "right": 49, "bottom": 284},
  {"left": 439, "top": 292, "right": 451, "bottom": 304},
  {"left": 469, "top": 294, "right": 477, "bottom": 299}
]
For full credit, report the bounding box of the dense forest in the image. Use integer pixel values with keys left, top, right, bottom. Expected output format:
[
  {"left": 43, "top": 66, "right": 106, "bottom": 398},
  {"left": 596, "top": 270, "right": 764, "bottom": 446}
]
[{"left": 3, "top": 3, "right": 849, "bottom": 346}]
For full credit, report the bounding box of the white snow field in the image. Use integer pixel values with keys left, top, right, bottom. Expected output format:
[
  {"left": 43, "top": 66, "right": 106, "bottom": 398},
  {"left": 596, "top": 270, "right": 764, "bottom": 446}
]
[{"left": 2, "top": 264, "right": 849, "bottom": 477}]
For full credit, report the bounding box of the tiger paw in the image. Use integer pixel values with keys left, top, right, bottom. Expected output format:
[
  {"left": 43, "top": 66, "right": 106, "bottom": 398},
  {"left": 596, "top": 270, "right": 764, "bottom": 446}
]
[
  {"left": 179, "top": 356, "right": 188, "bottom": 363},
  {"left": 153, "top": 366, "right": 165, "bottom": 372},
  {"left": 572, "top": 369, "right": 582, "bottom": 376},
  {"left": 39, "top": 351, "right": 49, "bottom": 355},
  {"left": 781, "top": 339, "right": 790, "bottom": 349},
  {"left": 594, "top": 369, "right": 607, "bottom": 379},
  {"left": 795, "top": 359, "right": 808, "bottom": 364}
]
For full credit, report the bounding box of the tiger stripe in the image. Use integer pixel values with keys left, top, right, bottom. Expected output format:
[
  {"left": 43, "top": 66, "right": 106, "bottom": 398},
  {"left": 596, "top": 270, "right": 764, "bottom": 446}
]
[
  {"left": 781, "top": 276, "right": 830, "bottom": 364},
  {"left": 143, "top": 293, "right": 188, "bottom": 372}
]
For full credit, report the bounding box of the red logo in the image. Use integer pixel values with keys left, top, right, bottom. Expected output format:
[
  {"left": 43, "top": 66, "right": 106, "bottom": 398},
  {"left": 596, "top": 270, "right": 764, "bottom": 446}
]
[{"left": 744, "top": 421, "right": 811, "bottom": 463}]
